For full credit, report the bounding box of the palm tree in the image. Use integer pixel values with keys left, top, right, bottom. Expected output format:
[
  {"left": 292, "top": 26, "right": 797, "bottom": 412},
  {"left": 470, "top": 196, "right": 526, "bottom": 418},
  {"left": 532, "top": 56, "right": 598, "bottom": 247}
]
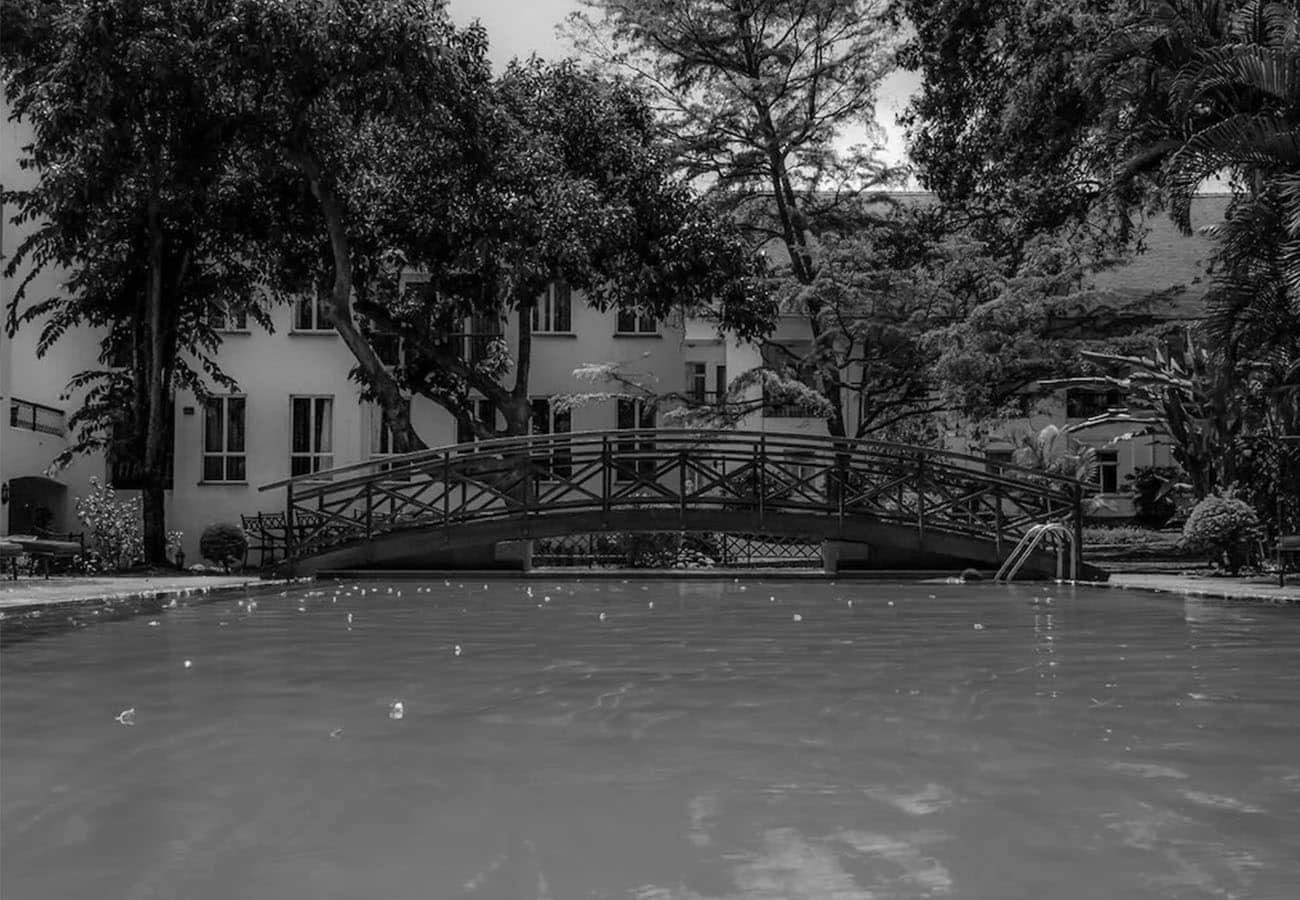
[
  {"left": 1011, "top": 424, "right": 1100, "bottom": 484},
  {"left": 1098, "top": 1, "right": 1298, "bottom": 305}
]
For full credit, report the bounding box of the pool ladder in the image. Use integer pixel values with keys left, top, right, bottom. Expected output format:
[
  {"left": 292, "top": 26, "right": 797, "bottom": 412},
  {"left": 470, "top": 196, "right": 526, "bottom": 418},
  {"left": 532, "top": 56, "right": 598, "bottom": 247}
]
[{"left": 996, "top": 522, "right": 1076, "bottom": 582}]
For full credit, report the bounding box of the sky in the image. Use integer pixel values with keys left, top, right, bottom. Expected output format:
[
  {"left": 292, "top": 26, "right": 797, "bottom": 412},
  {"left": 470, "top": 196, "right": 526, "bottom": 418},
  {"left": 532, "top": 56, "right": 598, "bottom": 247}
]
[{"left": 445, "top": 0, "right": 922, "bottom": 176}]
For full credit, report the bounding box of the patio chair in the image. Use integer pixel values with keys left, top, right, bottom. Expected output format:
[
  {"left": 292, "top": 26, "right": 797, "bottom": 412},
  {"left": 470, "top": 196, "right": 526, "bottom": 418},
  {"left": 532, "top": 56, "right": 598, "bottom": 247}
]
[
  {"left": 2, "top": 539, "right": 24, "bottom": 580},
  {"left": 241, "top": 513, "right": 287, "bottom": 570}
]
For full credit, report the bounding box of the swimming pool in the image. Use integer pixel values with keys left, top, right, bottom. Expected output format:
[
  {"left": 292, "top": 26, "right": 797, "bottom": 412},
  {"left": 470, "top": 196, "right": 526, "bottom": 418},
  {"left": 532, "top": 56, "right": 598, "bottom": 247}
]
[{"left": 2, "top": 579, "right": 1298, "bottom": 898}]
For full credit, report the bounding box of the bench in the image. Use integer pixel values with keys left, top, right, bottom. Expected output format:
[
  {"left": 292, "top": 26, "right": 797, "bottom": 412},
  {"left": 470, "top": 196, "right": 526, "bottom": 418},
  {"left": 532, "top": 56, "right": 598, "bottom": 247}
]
[{"left": 3, "top": 531, "right": 85, "bottom": 579}]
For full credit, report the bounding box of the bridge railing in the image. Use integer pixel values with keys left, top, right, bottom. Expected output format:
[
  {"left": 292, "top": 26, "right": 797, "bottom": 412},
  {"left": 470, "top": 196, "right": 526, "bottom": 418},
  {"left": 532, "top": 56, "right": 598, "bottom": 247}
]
[{"left": 259, "top": 429, "right": 1090, "bottom": 561}]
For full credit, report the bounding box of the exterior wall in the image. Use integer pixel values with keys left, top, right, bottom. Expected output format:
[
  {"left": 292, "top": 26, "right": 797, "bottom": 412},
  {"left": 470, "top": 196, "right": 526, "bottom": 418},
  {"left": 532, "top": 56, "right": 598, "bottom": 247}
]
[
  {"left": 1, "top": 97, "right": 108, "bottom": 538},
  {"left": 164, "top": 291, "right": 702, "bottom": 561}
]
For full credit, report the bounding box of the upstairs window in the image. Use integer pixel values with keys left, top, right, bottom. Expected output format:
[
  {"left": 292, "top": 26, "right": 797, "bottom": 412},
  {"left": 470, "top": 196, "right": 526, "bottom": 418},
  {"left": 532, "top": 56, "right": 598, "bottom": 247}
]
[
  {"left": 1066, "top": 388, "right": 1122, "bottom": 419},
  {"left": 293, "top": 289, "right": 334, "bottom": 332},
  {"left": 532, "top": 281, "right": 572, "bottom": 333},
  {"left": 209, "top": 302, "right": 248, "bottom": 332},
  {"left": 615, "top": 306, "right": 657, "bottom": 335},
  {"left": 370, "top": 332, "right": 402, "bottom": 367}
]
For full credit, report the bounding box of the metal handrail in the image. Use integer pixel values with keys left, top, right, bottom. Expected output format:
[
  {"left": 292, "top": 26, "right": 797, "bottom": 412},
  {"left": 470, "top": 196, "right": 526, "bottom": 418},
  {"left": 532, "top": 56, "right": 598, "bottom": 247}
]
[
  {"left": 257, "top": 429, "right": 1091, "bottom": 567},
  {"left": 996, "top": 521, "right": 1076, "bottom": 582},
  {"left": 260, "top": 428, "right": 1094, "bottom": 494}
]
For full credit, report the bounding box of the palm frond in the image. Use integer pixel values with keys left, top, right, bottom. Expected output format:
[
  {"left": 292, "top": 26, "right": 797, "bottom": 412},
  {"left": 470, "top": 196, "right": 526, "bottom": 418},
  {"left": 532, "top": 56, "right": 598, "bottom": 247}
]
[{"left": 1166, "top": 114, "right": 1300, "bottom": 232}]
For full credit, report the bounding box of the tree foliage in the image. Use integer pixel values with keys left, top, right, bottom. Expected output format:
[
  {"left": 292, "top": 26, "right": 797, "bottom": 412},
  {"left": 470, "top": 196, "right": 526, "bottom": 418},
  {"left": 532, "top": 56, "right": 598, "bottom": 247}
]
[
  {"left": 2, "top": 0, "right": 289, "bottom": 563},
  {"left": 569, "top": 0, "right": 908, "bottom": 437}
]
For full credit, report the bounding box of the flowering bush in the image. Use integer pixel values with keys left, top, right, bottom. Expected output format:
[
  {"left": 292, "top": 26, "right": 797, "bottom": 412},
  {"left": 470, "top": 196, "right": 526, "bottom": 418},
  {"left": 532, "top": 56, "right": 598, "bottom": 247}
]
[
  {"left": 166, "top": 530, "right": 184, "bottom": 564},
  {"left": 73, "top": 477, "right": 144, "bottom": 573},
  {"left": 1181, "top": 495, "right": 1263, "bottom": 574},
  {"left": 199, "top": 523, "right": 247, "bottom": 572}
]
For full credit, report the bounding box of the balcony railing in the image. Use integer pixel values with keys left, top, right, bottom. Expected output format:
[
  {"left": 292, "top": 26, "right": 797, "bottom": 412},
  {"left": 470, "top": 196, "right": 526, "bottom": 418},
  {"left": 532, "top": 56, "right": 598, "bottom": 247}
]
[
  {"left": 762, "top": 397, "right": 824, "bottom": 419},
  {"left": 9, "top": 398, "right": 66, "bottom": 436},
  {"left": 683, "top": 389, "right": 726, "bottom": 406}
]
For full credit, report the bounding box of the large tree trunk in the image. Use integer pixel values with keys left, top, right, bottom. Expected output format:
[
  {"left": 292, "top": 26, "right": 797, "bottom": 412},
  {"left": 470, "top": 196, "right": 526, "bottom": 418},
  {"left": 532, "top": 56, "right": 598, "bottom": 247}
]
[
  {"left": 142, "top": 202, "right": 168, "bottom": 566},
  {"left": 293, "top": 144, "right": 426, "bottom": 455}
]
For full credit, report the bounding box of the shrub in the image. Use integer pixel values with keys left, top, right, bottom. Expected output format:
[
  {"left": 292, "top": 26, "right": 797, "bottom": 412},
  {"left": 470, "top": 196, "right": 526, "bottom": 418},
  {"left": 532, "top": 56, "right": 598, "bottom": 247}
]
[
  {"left": 1181, "top": 495, "right": 1263, "bottom": 574},
  {"left": 199, "top": 523, "right": 247, "bottom": 572},
  {"left": 1082, "top": 525, "right": 1168, "bottom": 547},
  {"left": 73, "top": 477, "right": 144, "bottom": 573},
  {"left": 1124, "top": 465, "right": 1181, "bottom": 527}
]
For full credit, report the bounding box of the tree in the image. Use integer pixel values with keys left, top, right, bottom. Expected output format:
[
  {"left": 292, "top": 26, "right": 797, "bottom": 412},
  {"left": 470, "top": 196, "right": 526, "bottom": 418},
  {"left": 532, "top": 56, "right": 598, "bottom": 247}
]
[
  {"left": 363, "top": 59, "right": 775, "bottom": 439},
  {"left": 3, "top": 0, "right": 283, "bottom": 564},
  {"left": 890, "top": 0, "right": 1142, "bottom": 265},
  {"left": 215, "top": 0, "right": 495, "bottom": 453},
  {"left": 568, "top": 0, "right": 909, "bottom": 438},
  {"left": 1087, "top": 0, "right": 1300, "bottom": 532},
  {"left": 223, "top": 4, "right": 771, "bottom": 445}
]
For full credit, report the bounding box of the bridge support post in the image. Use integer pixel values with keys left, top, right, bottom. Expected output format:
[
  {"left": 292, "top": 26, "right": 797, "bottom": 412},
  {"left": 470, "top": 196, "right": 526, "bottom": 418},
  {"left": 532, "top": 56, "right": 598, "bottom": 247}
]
[
  {"left": 284, "top": 481, "right": 295, "bottom": 560},
  {"left": 994, "top": 489, "right": 1004, "bottom": 558},
  {"left": 1072, "top": 485, "right": 1084, "bottom": 580}
]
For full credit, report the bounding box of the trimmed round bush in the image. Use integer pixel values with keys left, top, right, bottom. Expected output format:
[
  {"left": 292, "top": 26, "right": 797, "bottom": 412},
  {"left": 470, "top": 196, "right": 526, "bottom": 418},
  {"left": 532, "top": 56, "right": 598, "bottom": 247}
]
[
  {"left": 199, "top": 523, "right": 248, "bottom": 572},
  {"left": 1181, "top": 495, "right": 1262, "bottom": 574}
]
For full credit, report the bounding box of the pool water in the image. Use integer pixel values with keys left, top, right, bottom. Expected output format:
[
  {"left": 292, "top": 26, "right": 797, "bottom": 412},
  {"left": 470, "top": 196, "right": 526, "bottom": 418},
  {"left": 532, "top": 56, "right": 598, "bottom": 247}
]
[{"left": 2, "top": 579, "right": 1299, "bottom": 899}]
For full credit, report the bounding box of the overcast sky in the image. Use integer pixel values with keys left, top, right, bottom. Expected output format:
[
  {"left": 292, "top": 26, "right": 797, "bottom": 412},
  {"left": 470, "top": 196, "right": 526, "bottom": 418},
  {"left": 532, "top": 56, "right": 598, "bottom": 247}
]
[{"left": 445, "top": 0, "right": 922, "bottom": 177}]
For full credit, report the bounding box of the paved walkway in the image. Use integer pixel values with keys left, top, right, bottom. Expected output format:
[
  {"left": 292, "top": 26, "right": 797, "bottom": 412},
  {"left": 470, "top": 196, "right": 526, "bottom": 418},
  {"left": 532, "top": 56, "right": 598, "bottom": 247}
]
[
  {"left": 0, "top": 574, "right": 278, "bottom": 612},
  {"left": 1107, "top": 573, "right": 1300, "bottom": 603}
]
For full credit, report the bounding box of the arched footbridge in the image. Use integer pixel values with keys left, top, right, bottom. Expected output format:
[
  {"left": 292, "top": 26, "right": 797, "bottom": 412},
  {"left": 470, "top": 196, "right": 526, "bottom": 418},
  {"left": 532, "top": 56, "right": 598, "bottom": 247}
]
[{"left": 259, "top": 429, "right": 1104, "bottom": 579}]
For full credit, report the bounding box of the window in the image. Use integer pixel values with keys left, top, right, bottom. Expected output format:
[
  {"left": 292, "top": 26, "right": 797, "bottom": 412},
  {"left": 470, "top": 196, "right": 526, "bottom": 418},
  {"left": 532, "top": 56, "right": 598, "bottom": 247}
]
[
  {"left": 1096, "top": 448, "right": 1119, "bottom": 493},
  {"left": 108, "top": 404, "right": 174, "bottom": 490},
  {"left": 9, "top": 398, "right": 65, "bottom": 436},
  {"left": 715, "top": 364, "right": 727, "bottom": 399},
  {"left": 290, "top": 396, "right": 334, "bottom": 476},
  {"left": 209, "top": 303, "right": 248, "bottom": 332},
  {"left": 532, "top": 281, "right": 572, "bottom": 333},
  {"left": 202, "top": 396, "right": 247, "bottom": 482},
  {"left": 466, "top": 311, "right": 501, "bottom": 364},
  {"left": 761, "top": 343, "right": 821, "bottom": 417},
  {"left": 368, "top": 404, "right": 410, "bottom": 480},
  {"left": 530, "top": 397, "right": 573, "bottom": 479},
  {"left": 615, "top": 306, "right": 657, "bottom": 334},
  {"left": 985, "top": 448, "right": 1015, "bottom": 476},
  {"left": 686, "top": 362, "right": 708, "bottom": 403},
  {"left": 782, "top": 450, "right": 821, "bottom": 497},
  {"left": 293, "top": 289, "right": 334, "bottom": 332},
  {"left": 370, "top": 332, "right": 402, "bottom": 367},
  {"left": 1066, "top": 388, "right": 1122, "bottom": 419},
  {"left": 615, "top": 398, "right": 656, "bottom": 480},
  {"left": 456, "top": 398, "right": 497, "bottom": 445}
]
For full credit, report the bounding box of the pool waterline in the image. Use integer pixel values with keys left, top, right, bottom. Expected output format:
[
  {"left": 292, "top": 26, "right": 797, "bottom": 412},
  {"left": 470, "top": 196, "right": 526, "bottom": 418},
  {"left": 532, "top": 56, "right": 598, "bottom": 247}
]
[{"left": 3, "top": 578, "right": 1298, "bottom": 899}]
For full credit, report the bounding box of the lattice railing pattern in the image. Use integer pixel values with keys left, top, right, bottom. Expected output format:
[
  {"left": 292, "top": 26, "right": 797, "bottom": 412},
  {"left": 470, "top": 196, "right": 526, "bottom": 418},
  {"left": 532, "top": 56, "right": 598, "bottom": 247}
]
[
  {"left": 531, "top": 532, "right": 822, "bottom": 569},
  {"left": 260, "top": 430, "right": 1089, "bottom": 563}
]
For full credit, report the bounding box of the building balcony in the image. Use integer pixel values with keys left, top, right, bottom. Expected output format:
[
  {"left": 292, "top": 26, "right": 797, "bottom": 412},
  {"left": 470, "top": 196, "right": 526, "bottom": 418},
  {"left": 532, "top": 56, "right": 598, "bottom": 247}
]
[{"left": 9, "top": 398, "right": 65, "bottom": 436}]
